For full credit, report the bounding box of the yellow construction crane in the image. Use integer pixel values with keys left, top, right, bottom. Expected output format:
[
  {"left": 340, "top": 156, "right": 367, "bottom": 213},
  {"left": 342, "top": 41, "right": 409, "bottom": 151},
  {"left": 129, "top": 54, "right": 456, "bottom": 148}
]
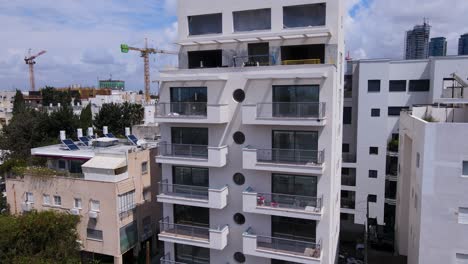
[
  {"left": 121, "top": 39, "right": 177, "bottom": 103},
  {"left": 24, "top": 49, "right": 47, "bottom": 91}
]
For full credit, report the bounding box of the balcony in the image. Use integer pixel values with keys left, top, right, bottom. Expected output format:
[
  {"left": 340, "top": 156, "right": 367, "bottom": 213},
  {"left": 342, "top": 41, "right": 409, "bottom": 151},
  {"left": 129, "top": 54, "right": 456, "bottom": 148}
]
[
  {"left": 158, "top": 217, "right": 229, "bottom": 250},
  {"left": 242, "top": 102, "right": 326, "bottom": 126},
  {"left": 242, "top": 147, "right": 324, "bottom": 175},
  {"left": 341, "top": 198, "right": 355, "bottom": 210},
  {"left": 342, "top": 153, "right": 357, "bottom": 164},
  {"left": 242, "top": 187, "right": 322, "bottom": 220},
  {"left": 232, "top": 55, "right": 276, "bottom": 67},
  {"left": 157, "top": 181, "right": 228, "bottom": 209},
  {"left": 156, "top": 143, "right": 228, "bottom": 168},
  {"left": 243, "top": 228, "right": 321, "bottom": 264},
  {"left": 154, "top": 102, "right": 229, "bottom": 124},
  {"left": 282, "top": 59, "right": 321, "bottom": 65}
]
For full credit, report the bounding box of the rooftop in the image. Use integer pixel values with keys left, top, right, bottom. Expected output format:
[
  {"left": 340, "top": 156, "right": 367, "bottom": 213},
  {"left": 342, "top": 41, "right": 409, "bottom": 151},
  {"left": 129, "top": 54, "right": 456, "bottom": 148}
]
[{"left": 410, "top": 104, "right": 468, "bottom": 124}]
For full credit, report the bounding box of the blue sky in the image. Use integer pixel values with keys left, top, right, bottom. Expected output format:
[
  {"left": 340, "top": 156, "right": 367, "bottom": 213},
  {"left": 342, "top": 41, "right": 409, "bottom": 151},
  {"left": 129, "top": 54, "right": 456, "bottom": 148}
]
[{"left": 1, "top": 0, "right": 467, "bottom": 91}]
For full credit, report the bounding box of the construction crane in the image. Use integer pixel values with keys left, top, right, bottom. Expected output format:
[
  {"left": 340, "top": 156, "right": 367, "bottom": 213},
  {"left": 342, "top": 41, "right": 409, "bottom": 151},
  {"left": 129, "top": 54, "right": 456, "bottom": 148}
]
[
  {"left": 120, "top": 39, "right": 178, "bottom": 103},
  {"left": 24, "top": 49, "right": 47, "bottom": 92}
]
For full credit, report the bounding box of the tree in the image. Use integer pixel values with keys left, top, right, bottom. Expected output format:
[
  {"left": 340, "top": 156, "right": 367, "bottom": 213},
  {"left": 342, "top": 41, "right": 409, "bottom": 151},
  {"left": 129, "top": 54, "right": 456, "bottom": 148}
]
[
  {"left": 41, "top": 86, "right": 72, "bottom": 107},
  {"left": 93, "top": 103, "right": 144, "bottom": 136},
  {"left": 48, "top": 105, "right": 80, "bottom": 139},
  {"left": 0, "top": 211, "right": 80, "bottom": 263},
  {"left": 80, "top": 104, "right": 93, "bottom": 129},
  {"left": 12, "top": 90, "right": 26, "bottom": 115}
]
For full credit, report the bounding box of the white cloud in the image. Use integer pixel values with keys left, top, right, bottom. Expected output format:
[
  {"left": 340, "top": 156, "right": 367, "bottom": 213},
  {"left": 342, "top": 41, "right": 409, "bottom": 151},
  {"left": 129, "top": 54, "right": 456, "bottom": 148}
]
[{"left": 346, "top": 0, "right": 468, "bottom": 59}]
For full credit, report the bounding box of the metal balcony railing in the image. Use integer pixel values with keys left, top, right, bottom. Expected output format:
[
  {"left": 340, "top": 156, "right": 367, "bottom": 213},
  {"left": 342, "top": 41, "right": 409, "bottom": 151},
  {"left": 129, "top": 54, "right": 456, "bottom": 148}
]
[
  {"left": 282, "top": 59, "right": 321, "bottom": 65},
  {"left": 159, "top": 217, "right": 210, "bottom": 241},
  {"left": 232, "top": 54, "right": 276, "bottom": 67},
  {"left": 256, "top": 102, "right": 326, "bottom": 119},
  {"left": 246, "top": 228, "right": 321, "bottom": 258},
  {"left": 254, "top": 191, "right": 322, "bottom": 213},
  {"left": 159, "top": 180, "right": 209, "bottom": 200},
  {"left": 155, "top": 102, "right": 207, "bottom": 117},
  {"left": 341, "top": 198, "right": 355, "bottom": 209},
  {"left": 158, "top": 143, "right": 208, "bottom": 159},
  {"left": 256, "top": 148, "right": 324, "bottom": 165}
]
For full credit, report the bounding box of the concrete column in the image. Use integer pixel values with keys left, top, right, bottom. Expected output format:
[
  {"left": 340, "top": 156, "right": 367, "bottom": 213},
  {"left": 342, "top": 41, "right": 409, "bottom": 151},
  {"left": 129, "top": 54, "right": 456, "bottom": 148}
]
[{"left": 113, "top": 255, "right": 123, "bottom": 264}]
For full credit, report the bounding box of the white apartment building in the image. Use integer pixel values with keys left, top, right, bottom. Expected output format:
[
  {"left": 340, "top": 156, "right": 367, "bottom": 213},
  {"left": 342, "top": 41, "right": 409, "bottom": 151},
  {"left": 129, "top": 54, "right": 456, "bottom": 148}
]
[
  {"left": 0, "top": 91, "right": 16, "bottom": 128},
  {"left": 342, "top": 56, "right": 468, "bottom": 245},
  {"left": 154, "top": 0, "right": 345, "bottom": 263},
  {"left": 396, "top": 103, "right": 468, "bottom": 264}
]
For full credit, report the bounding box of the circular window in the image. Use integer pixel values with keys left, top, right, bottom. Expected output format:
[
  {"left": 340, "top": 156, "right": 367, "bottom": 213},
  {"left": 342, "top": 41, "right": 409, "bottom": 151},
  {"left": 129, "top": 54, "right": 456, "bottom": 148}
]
[
  {"left": 233, "top": 89, "right": 245, "bottom": 102},
  {"left": 233, "top": 252, "right": 246, "bottom": 263},
  {"left": 233, "top": 131, "right": 245, "bottom": 144},
  {"left": 233, "top": 173, "right": 245, "bottom": 186},
  {"left": 233, "top": 213, "right": 246, "bottom": 225}
]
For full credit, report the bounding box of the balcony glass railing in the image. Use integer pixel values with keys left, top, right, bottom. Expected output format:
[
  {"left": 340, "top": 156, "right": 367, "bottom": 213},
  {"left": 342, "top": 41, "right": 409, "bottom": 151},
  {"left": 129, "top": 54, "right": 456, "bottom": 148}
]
[
  {"left": 159, "top": 181, "right": 209, "bottom": 200},
  {"left": 160, "top": 254, "right": 187, "bottom": 264},
  {"left": 155, "top": 102, "right": 207, "bottom": 117},
  {"left": 256, "top": 148, "right": 324, "bottom": 165},
  {"left": 232, "top": 55, "right": 277, "bottom": 67},
  {"left": 256, "top": 102, "right": 326, "bottom": 119},
  {"left": 255, "top": 192, "right": 322, "bottom": 212},
  {"left": 246, "top": 227, "right": 321, "bottom": 258},
  {"left": 159, "top": 218, "right": 210, "bottom": 241},
  {"left": 341, "top": 175, "right": 356, "bottom": 186},
  {"left": 341, "top": 198, "right": 355, "bottom": 209},
  {"left": 342, "top": 153, "right": 356, "bottom": 163},
  {"left": 158, "top": 143, "right": 208, "bottom": 159}
]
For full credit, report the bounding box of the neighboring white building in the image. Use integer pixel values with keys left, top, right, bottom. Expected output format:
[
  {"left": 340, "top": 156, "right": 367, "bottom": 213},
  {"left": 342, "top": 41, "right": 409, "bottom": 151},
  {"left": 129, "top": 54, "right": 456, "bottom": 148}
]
[
  {"left": 396, "top": 104, "right": 468, "bottom": 264},
  {"left": 342, "top": 56, "right": 468, "bottom": 244},
  {"left": 153, "top": 0, "right": 345, "bottom": 263},
  {"left": 0, "top": 91, "right": 16, "bottom": 128}
]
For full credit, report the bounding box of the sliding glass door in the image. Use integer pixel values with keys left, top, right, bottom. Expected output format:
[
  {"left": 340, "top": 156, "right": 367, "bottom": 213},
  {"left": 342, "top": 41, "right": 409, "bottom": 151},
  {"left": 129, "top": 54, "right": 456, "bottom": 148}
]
[
  {"left": 170, "top": 87, "right": 207, "bottom": 116},
  {"left": 272, "top": 130, "right": 318, "bottom": 163},
  {"left": 172, "top": 167, "right": 209, "bottom": 199},
  {"left": 272, "top": 174, "right": 318, "bottom": 208},
  {"left": 171, "top": 127, "right": 208, "bottom": 158},
  {"left": 273, "top": 85, "right": 319, "bottom": 117}
]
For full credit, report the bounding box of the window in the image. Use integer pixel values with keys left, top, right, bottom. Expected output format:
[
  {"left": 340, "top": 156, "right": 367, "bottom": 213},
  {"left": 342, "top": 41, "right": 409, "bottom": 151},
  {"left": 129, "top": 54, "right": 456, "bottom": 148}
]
[
  {"left": 90, "top": 200, "right": 100, "bottom": 211},
  {"left": 173, "top": 167, "right": 209, "bottom": 187},
  {"left": 283, "top": 3, "right": 326, "bottom": 28},
  {"left": 368, "top": 80, "right": 381, "bottom": 92},
  {"left": 233, "top": 252, "right": 246, "bottom": 263},
  {"left": 118, "top": 191, "right": 135, "bottom": 218},
  {"left": 233, "top": 89, "right": 245, "bottom": 102},
  {"left": 389, "top": 80, "right": 406, "bottom": 92},
  {"left": 272, "top": 131, "right": 319, "bottom": 164},
  {"left": 58, "top": 159, "right": 66, "bottom": 169},
  {"left": 456, "top": 253, "right": 468, "bottom": 263},
  {"left": 233, "top": 213, "right": 246, "bottom": 225},
  {"left": 369, "top": 147, "right": 379, "bottom": 155},
  {"left": 43, "top": 194, "right": 50, "bottom": 205},
  {"left": 233, "top": 131, "right": 245, "bottom": 144},
  {"left": 120, "top": 222, "right": 138, "bottom": 252},
  {"left": 388, "top": 107, "right": 409, "bottom": 116},
  {"left": 87, "top": 228, "right": 103, "bottom": 240},
  {"left": 416, "top": 152, "right": 420, "bottom": 168},
  {"left": 281, "top": 44, "right": 325, "bottom": 64},
  {"left": 273, "top": 85, "right": 320, "bottom": 117},
  {"left": 369, "top": 170, "right": 378, "bottom": 178},
  {"left": 143, "top": 190, "right": 151, "bottom": 202},
  {"left": 371, "top": 108, "right": 380, "bottom": 117},
  {"left": 188, "top": 50, "right": 223, "bottom": 69},
  {"left": 233, "top": 8, "right": 271, "bottom": 32},
  {"left": 26, "top": 192, "right": 34, "bottom": 203},
  {"left": 272, "top": 216, "right": 316, "bottom": 241},
  {"left": 247, "top": 43, "right": 270, "bottom": 66},
  {"left": 141, "top": 161, "right": 148, "bottom": 174},
  {"left": 343, "top": 107, "right": 352, "bottom": 124},
  {"left": 463, "top": 161, "right": 468, "bottom": 175},
  {"left": 233, "top": 173, "right": 245, "bottom": 186},
  {"left": 74, "top": 198, "right": 82, "bottom": 209},
  {"left": 272, "top": 174, "right": 317, "bottom": 198},
  {"left": 368, "top": 195, "right": 377, "bottom": 203},
  {"left": 342, "top": 143, "right": 350, "bottom": 153},
  {"left": 53, "top": 195, "right": 61, "bottom": 206},
  {"left": 409, "top": 80, "right": 430, "bottom": 92},
  {"left": 188, "top": 13, "right": 222, "bottom": 35},
  {"left": 175, "top": 244, "right": 210, "bottom": 264}
]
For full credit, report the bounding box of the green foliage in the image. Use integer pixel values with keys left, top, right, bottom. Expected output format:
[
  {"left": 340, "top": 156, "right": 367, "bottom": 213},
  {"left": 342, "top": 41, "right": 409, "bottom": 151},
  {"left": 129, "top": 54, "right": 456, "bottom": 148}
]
[
  {"left": 0, "top": 211, "right": 81, "bottom": 263},
  {"left": 423, "top": 115, "right": 437, "bottom": 122},
  {"left": 48, "top": 105, "right": 80, "bottom": 139},
  {"left": 80, "top": 104, "right": 93, "bottom": 129},
  {"left": 0, "top": 194, "right": 8, "bottom": 215},
  {"left": 11, "top": 166, "right": 65, "bottom": 178},
  {"left": 387, "top": 139, "right": 399, "bottom": 152},
  {"left": 94, "top": 102, "right": 143, "bottom": 136},
  {"left": 0, "top": 159, "right": 27, "bottom": 175},
  {"left": 41, "top": 86, "right": 72, "bottom": 107},
  {"left": 12, "top": 90, "right": 25, "bottom": 115}
]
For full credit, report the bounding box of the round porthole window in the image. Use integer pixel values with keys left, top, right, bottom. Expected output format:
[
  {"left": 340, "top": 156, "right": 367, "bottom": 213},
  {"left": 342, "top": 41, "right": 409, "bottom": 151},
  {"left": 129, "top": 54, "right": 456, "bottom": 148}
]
[
  {"left": 233, "top": 89, "right": 245, "bottom": 103},
  {"left": 233, "top": 213, "right": 246, "bottom": 225},
  {"left": 234, "top": 252, "right": 246, "bottom": 263},
  {"left": 233, "top": 131, "right": 245, "bottom": 145},
  {"left": 233, "top": 173, "right": 245, "bottom": 186}
]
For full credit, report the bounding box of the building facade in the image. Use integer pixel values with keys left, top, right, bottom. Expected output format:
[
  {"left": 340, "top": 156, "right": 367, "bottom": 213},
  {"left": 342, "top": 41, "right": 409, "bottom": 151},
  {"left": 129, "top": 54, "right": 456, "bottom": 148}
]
[
  {"left": 396, "top": 103, "right": 468, "bottom": 264},
  {"left": 0, "top": 91, "right": 16, "bottom": 128},
  {"left": 429, "top": 37, "right": 447, "bottom": 57},
  {"left": 154, "top": 0, "right": 345, "bottom": 263},
  {"left": 405, "top": 22, "right": 431, "bottom": 60},
  {"left": 5, "top": 128, "right": 161, "bottom": 263},
  {"left": 459, "top": 33, "right": 468, "bottom": 55},
  {"left": 342, "top": 56, "right": 468, "bottom": 246}
]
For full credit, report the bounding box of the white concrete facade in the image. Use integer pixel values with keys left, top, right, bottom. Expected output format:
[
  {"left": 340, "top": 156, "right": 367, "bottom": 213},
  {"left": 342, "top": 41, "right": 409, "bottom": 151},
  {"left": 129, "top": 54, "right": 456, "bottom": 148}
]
[{"left": 155, "top": 0, "right": 345, "bottom": 263}]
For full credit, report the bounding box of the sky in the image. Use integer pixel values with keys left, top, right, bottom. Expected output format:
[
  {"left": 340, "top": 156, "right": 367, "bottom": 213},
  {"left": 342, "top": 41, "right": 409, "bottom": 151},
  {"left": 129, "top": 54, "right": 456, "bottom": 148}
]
[{"left": 1, "top": 0, "right": 468, "bottom": 91}]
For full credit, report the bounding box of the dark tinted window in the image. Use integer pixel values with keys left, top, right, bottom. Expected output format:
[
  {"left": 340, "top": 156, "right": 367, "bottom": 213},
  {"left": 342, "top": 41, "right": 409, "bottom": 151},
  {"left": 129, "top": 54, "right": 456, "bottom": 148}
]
[
  {"left": 233, "top": 173, "right": 245, "bottom": 185},
  {"left": 272, "top": 174, "right": 317, "bottom": 197},
  {"left": 368, "top": 195, "right": 377, "bottom": 203},
  {"left": 283, "top": 3, "right": 326, "bottom": 28},
  {"left": 174, "top": 205, "right": 209, "bottom": 227},
  {"left": 175, "top": 244, "right": 210, "bottom": 264},
  {"left": 173, "top": 167, "right": 209, "bottom": 187},
  {"left": 342, "top": 143, "right": 350, "bottom": 153},
  {"left": 188, "top": 50, "right": 222, "bottom": 69},
  {"left": 233, "top": 252, "right": 246, "bottom": 263},
  {"left": 188, "top": 13, "right": 222, "bottom": 35},
  {"left": 233, "top": 213, "right": 245, "bottom": 225},
  {"left": 389, "top": 80, "right": 406, "bottom": 92},
  {"left": 343, "top": 107, "right": 352, "bottom": 124},
  {"left": 388, "top": 107, "right": 409, "bottom": 116},
  {"left": 233, "top": 89, "right": 245, "bottom": 102},
  {"left": 369, "top": 170, "right": 378, "bottom": 178},
  {"left": 371, "top": 108, "right": 380, "bottom": 117},
  {"left": 171, "top": 127, "right": 208, "bottom": 145},
  {"left": 368, "top": 80, "right": 381, "bottom": 92},
  {"left": 233, "top": 131, "right": 245, "bottom": 144},
  {"left": 409, "top": 80, "right": 430, "bottom": 92},
  {"left": 234, "top": 9, "right": 271, "bottom": 32},
  {"left": 87, "top": 229, "right": 103, "bottom": 240},
  {"left": 272, "top": 216, "right": 316, "bottom": 240},
  {"left": 369, "top": 147, "right": 378, "bottom": 155}
]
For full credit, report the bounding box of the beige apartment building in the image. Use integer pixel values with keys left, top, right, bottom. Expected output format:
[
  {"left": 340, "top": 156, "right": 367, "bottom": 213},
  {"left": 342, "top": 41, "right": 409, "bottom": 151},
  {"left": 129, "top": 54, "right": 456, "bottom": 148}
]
[{"left": 5, "top": 128, "right": 161, "bottom": 264}]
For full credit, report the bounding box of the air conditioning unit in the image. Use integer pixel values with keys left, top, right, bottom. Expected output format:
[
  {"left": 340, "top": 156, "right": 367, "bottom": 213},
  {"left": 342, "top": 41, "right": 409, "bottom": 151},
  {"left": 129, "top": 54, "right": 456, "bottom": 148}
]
[
  {"left": 21, "top": 202, "right": 33, "bottom": 212},
  {"left": 70, "top": 208, "right": 80, "bottom": 215},
  {"left": 88, "top": 210, "right": 99, "bottom": 219}
]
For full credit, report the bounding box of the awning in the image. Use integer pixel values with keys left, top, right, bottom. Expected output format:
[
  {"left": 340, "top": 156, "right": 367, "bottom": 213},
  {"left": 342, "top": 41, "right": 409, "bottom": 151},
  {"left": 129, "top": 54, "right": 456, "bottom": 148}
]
[{"left": 82, "top": 155, "right": 127, "bottom": 170}]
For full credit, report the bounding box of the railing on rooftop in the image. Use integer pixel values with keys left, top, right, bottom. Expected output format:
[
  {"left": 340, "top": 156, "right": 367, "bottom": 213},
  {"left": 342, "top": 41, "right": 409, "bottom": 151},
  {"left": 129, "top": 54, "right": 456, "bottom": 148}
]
[
  {"left": 158, "top": 143, "right": 208, "bottom": 159},
  {"left": 245, "top": 227, "right": 321, "bottom": 259},
  {"left": 256, "top": 148, "right": 324, "bottom": 165},
  {"left": 254, "top": 191, "right": 322, "bottom": 213},
  {"left": 232, "top": 55, "right": 277, "bottom": 67},
  {"left": 282, "top": 59, "right": 321, "bottom": 65},
  {"left": 256, "top": 102, "right": 326, "bottom": 119},
  {"left": 155, "top": 102, "right": 207, "bottom": 117},
  {"left": 159, "top": 181, "right": 209, "bottom": 200}
]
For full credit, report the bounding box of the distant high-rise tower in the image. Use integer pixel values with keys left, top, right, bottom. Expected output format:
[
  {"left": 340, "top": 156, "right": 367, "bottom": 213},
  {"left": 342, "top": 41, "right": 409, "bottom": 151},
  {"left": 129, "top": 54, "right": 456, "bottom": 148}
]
[
  {"left": 429, "top": 37, "right": 447, "bottom": 57},
  {"left": 459, "top": 33, "right": 468, "bottom": 55},
  {"left": 405, "top": 21, "right": 431, "bottom": 60}
]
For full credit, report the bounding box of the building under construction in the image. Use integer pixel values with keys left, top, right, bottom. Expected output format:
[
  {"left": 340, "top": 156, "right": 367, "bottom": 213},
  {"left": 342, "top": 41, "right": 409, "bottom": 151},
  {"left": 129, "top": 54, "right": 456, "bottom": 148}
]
[{"left": 405, "top": 21, "right": 431, "bottom": 60}]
